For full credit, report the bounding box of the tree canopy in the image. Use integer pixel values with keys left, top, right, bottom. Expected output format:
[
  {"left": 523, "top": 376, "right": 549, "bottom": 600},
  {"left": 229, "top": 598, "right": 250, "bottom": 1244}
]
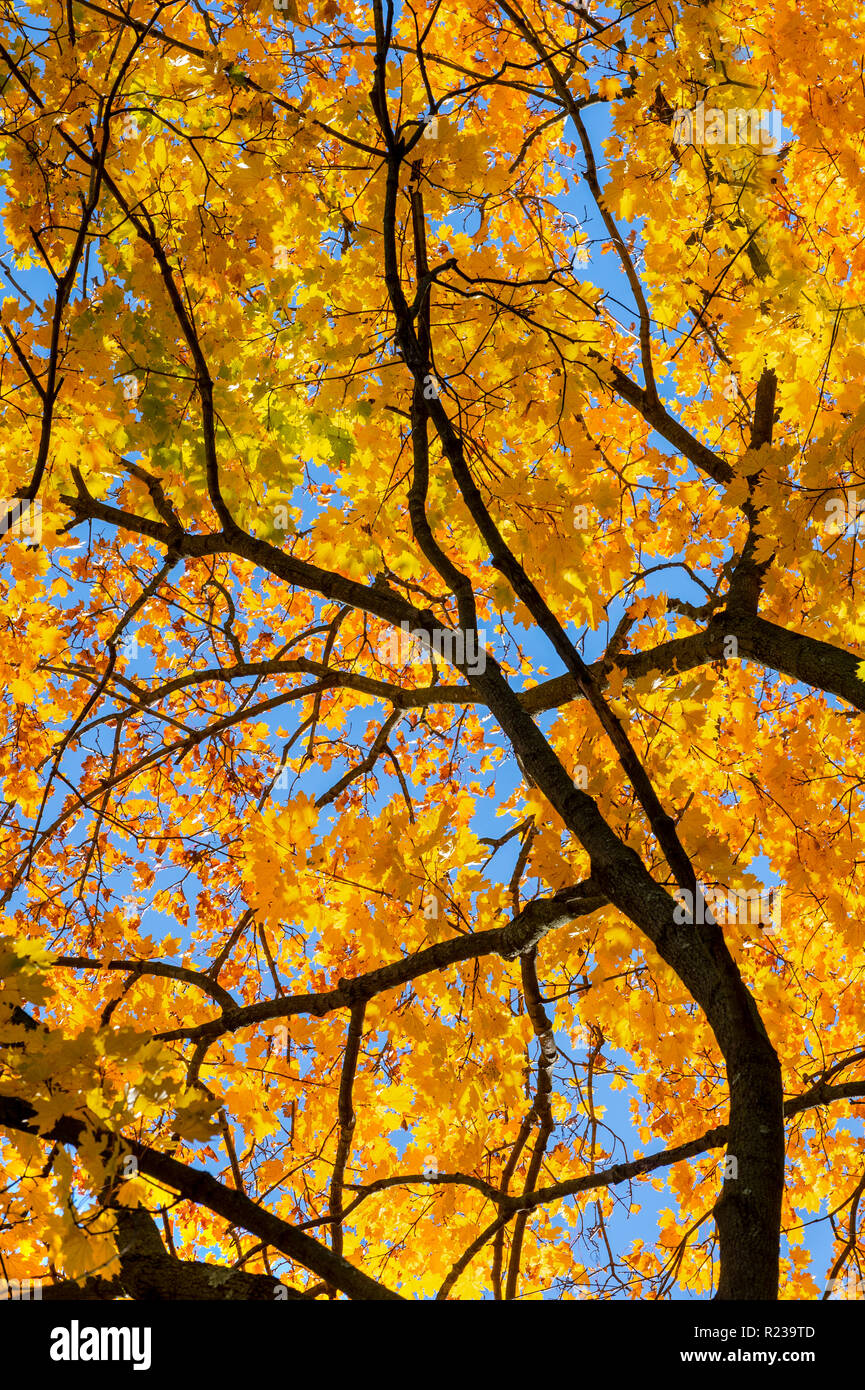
[{"left": 0, "top": 0, "right": 864, "bottom": 1303}]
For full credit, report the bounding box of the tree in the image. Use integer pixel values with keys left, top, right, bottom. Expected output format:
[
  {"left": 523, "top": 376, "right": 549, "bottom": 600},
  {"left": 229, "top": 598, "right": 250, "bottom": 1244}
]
[{"left": 0, "top": 0, "right": 863, "bottom": 1303}]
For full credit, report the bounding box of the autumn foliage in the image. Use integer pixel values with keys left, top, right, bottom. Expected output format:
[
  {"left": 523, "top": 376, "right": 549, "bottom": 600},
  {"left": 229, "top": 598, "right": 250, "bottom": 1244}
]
[{"left": 1, "top": 0, "right": 864, "bottom": 1302}]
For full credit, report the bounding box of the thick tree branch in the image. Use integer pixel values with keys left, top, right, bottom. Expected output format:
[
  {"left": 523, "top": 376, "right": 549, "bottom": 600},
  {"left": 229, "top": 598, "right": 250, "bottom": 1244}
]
[{"left": 0, "top": 1094, "right": 403, "bottom": 1301}]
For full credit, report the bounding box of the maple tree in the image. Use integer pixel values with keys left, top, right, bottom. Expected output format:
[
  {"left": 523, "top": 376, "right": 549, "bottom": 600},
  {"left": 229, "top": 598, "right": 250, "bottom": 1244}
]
[{"left": 0, "top": 0, "right": 864, "bottom": 1304}]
